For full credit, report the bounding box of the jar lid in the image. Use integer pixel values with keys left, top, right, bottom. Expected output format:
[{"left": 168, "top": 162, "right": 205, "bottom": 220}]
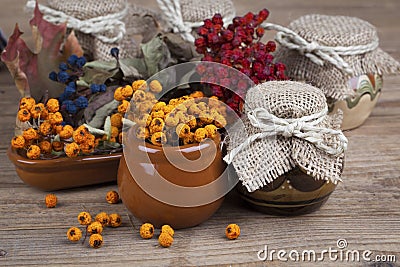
[
  {"left": 272, "top": 15, "right": 400, "bottom": 100},
  {"left": 47, "top": 0, "right": 128, "bottom": 20},
  {"left": 225, "top": 81, "right": 346, "bottom": 192},
  {"left": 288, "top": 14, "right": 378, "bottom": 47}
]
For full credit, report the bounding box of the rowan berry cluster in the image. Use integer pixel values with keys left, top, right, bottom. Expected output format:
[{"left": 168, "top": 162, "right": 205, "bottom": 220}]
[
  {"left": 194, "top": 10, "right": 287, "bottom": 114},
  {"left": 114, "top": 80, "right": 228, "bottom": 147},
  {"left": 67, "top": 191, "right": 122, "bottom": 249}
]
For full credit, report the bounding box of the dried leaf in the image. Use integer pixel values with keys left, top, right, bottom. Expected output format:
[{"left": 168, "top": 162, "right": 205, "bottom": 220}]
[
  {"left": 140, "top": 33, "right": 176, "bottom": 77},
  {"left": 87, "top": 100, "right": 119, "bottom": 128},
  {"left": 83, "top": 123, "right": 106, "bottom": 136},
  {"left": 84, "top": 86, "right": 117, "bottom": 122},
  {"left": 163, "top": 33, "right": 200, "bottom": 61},
  {"left": 62, "top": 30, "right": 84, "bottom": 60},
  {"left": 104, "top": 116, "right": 112, "bottom": 139},
  {"left": 0, "top": 2, "right": 83, "bottom": 100}
]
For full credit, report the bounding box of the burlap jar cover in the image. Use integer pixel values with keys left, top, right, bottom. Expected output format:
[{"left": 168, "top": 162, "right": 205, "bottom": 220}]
[
  {"left": 26, "top": 0, "right": 143, "bottom": 60},
  {"left": 224, "top": 81, "right": 347, "bottom": 192},
  {"left": 157, "top": 0, "right": 236, "bottom": 42},
  {"left": 265, "top": 15, "right": 400, "bottom": 101}
]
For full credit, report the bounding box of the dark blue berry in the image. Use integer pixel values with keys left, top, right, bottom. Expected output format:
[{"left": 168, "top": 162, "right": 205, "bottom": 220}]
[
  {"left": 59, "top": 62, "right": 68, "bottom": 71},
  {"left": 49, "top": 71, "right": 57, "bottom": 81},
  {"left": 64, "top": 86, "right": 75, "bottom": 97},
  {"left": 67, "top": 55, "right": 78, "bottom": 66},
  {"left": 99, "top": 84, "right": 107, "bottom": 92},
  {"left": 110, "top": 47, "right": 119, "bottom": 58},
  {"left": 68, "top": 81, "right": 76, "bottom": 89},
  {"left": 63, "top": 100, "right": 77, "bottom": 114},
  {"left": 75, "top": 96, "right": 88, "bottom": 108},
  {"left": 76, "top": 57, "right": 87, "bottom": 68},
  {"left": 57, "top": 71, "right": 70, "bottom": 83},
  {"left": 90, "top": 84, "right": 100, "bottom": 94},
  {"left": 58, "top": 92, "right": 67, "bottom": 103}
]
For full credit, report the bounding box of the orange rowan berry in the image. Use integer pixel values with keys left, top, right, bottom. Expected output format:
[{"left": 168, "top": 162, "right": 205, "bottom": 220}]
[
  {"left": 106, "top": 190, "right": 120, "bottom": 204},
  {"left": 39, "top": 121, "right": 52, "bottom": 136},
  {"left": 194, "top": 128, "right": 208, "bottom": 142},
  {"left": 45, "top": 194, "right": 57, "bottom": 208},
  {"left": 150, "top": 132, "right": 167, "bottom": 146},
  {"left": 59, "top": 125, "right": 74, "bottom": 139},
  {"left": 87, "top": 221, "right": 103, "bottom": 235},
  {"left": 64, "top": 142, "right": 80, "bottom": 158},
  {"left": 19, "top": 97, "right": 36, "bottom": 111},
  {"left": 122, "top": 85, "right": 134, "bottom": 98},
  {"left": 95, "top": 212, "right": 110, "bottom": 226},
  {"left": 66, "top": 227, "right": 82, "bottom": 242},
  {"left": 27, "top": 145, "right": 41, "bottom": 159},
  {"left": 39, "top": 140, "right": 52, "bottom": 154},
  {"left": 110, "top": 113, "right": 123, "bottom": 128},
  {"left": 52, "top": 141, "right": 64, "bottom": 152},
  {"left": 78, "top": 212, "right": 92, "bottom": 225},
  {"left": 132, "top": 80, "right": 147, "bottom": 91},
  {"left": 225, "top": 224, "right": 240, "bottom": 240},
  {"left": 11, "top": 135, "right": 25, "bottom": 149},
  {"left": 114, "top": 87, "right": 125, "bottom": 101},
  {"left": 204, "top": 124, "right": 218, "bottom": 139},
  {"left": 30, "top": 103, "right": 46, "bottom": 119},
  {"left": 190, "top": 91, "right": 204, "bottom": 98},
  {"left": 108, "top": 213, "right": 122, "bottom": 227},
  {"left": 132, "top": 90, "right": 146, "bottom": 102},
  {"left": 23, "top": 128, "right": 39, "bottom": 141},
  {"left": 140, "top": 223, "right": 154, "bottom": 239},
  {"left": 17, "top": 108, "right": 31, "bottom": 122},
  {"left": 149, "top": 80, "right": 163, "bottom": 93},
  {"left": 48, "top": 112, "right": 63, "bottom": 125},
  {"left": 46, "top": 98, "right": 59, "bottom": 113},
  {"left": 161, "top": 225, "right": 174, "bottom": 237},
  {"left": 118, "top": 100, "right": 130, "bottom": 114},
  {"left": 89, "top": 234, "right": 103, "bottom": 249},
  {"left": 158, "top": 232, "right": 173, "bottom": 248}
]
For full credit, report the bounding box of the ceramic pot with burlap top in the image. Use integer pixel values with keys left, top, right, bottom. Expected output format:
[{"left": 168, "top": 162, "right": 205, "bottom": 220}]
[
  {"left": 224, "top": 81, "right": 347, "bottom": 216},
  {"left": 268, "top": 15, "right": 400, "bottom": 130}
]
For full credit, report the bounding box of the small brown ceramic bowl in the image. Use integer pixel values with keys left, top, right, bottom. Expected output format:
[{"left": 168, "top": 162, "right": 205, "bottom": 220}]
[
  {"left": 236, "top": 167, "right": 337, "bottom": 216},
  {"left": 118, "top": 128, "right": 227, "bottom": 229},
  {"left": 7, "top": 147, "right": 121, "bottom": 191}
]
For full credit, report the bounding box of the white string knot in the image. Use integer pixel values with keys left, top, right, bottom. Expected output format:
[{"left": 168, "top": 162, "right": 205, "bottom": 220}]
[
  {"left": 223, "top": 106, "right": 348, "bottom": 164},
  {"left": 263, "top": 22, "right": 379, "bottom": 75},
  {"left": 157, "top": 0, "right": 235, "bottom": 42},
  {"left": 26, "top": 0, "right": 128, "bottom": 44}
]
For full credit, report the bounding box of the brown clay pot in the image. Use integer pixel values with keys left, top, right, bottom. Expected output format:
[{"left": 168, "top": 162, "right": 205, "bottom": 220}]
[
  {"left": 236, "top": 167, "right": 337, "bottom": 216},
  {"left": 118, "top": 128, "right": 226, "bottom": 229},
  {"left": 7, "top": 147, "right": 121, "bottom": 191}
]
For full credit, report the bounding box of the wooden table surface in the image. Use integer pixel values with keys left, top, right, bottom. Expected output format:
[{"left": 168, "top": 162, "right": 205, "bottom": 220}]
[{"left": 1, "top": 0, "right": 399, "bottom": 266}]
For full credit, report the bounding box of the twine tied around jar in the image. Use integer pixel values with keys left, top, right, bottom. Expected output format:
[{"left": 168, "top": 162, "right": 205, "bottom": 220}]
[
  {"left": 156, "top": 0, "right": 236, "bottom": 42},
  {"left": 224, "top": 105, "right": 348, "bottom": 164},
  {"left": 262, "top": 22, "right": 379, "bottom": 75},
  {"left": 26, "top": 0, "right": 128, "bottom": 43}
]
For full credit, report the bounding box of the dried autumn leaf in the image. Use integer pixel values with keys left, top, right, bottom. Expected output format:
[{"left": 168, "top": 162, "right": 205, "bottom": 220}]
[{"left": 1, "top": 2, "right": 83, "bottom": 101}]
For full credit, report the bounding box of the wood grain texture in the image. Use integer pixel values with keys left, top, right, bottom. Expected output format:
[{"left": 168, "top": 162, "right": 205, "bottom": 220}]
[{"left": 0, "top": 0, "right": 399, "bottom": 266}]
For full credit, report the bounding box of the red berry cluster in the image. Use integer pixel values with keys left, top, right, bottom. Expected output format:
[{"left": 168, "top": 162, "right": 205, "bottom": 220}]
[{"left": 194, "top": 10, "right": 287, "bottom": 114}]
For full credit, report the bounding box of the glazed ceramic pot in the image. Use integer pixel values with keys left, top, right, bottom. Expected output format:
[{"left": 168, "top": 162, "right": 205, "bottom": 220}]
[
  {"left": 7, "top": 147, "right": 121, "bottom": 191},
  {"left": 236, "top": 167, "right": 337, "bottom": 216},
  {"left": 118, "top": 128, "right": 227, "bottom": 229},
  {"left": 328, "top": 73, "right": 383, "bottom": 130}
]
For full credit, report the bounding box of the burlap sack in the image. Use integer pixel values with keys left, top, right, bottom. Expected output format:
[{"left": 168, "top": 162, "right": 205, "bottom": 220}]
[
  {"left": 157, "top": 0, "right": 236, "bottom": 42},
  {"left": 46, "top": 0, "right": 139, "bottom": 60},
  {"left": 272, "top": 15, "right": 400, "bottom": 101},
  {"left": 225, "top": 81, "right": 346, "bottom": 192}
]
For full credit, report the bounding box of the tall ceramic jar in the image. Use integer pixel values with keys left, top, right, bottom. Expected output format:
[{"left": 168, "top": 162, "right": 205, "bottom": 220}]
[
  {"left": 267, "top": 15, "right": 400, "bottom": 130},
  {"left": 224, "top": 81, "right": 347, "bottom": 215}
]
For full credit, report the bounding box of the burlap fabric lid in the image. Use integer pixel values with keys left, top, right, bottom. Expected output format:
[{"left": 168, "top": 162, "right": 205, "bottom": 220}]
[
  {"left": 157, "top": 0, "right": 235, "bottom": 42},
  {"left": 273, "top": 14, "right": 400, "bottom": 100},
  {"left": 180, "top": 0, "right": 235, "bottom": 24},
  {"left": 45, "top": 0, "right": 138, "bottom": 60},
  {"left": 226, "top": 81, "right": 345, "bottom": 192}
]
